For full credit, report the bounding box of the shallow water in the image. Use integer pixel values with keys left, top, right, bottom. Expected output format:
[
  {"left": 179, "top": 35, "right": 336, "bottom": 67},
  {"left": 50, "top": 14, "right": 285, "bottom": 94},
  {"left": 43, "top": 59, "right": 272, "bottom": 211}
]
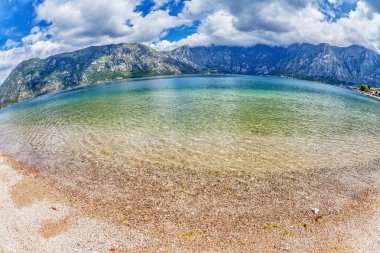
[{"left": 0, "top": 75, "right": 379, "bottom": 179}]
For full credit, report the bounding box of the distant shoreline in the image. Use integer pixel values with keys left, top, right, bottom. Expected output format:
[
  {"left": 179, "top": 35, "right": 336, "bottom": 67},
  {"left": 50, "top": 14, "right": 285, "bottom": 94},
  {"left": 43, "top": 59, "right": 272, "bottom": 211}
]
[
  {"left": 356, "top": 89, "right": 380, "bottom": 100},
  {"left": 2, "top": 73, "right": 379, "bottom": 113}
]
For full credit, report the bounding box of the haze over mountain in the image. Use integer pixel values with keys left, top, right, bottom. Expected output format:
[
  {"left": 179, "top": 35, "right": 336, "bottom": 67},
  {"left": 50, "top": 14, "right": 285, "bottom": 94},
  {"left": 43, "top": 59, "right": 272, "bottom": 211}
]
[{"left": 1, "top": 42, "right": 380, "bottom": 108}]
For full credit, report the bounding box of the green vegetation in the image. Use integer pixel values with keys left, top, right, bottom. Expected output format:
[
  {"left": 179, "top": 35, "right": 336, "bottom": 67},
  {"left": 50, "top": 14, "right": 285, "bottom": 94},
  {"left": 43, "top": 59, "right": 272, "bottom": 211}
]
[
  {"left": 357, "top": 84, "right": 380, "bottom": 99},
  {"left": 0, "top": 43, "right": 199, "bottom": 109},
  {"left": 84, "top": 69, "right": 132, "bottom": 84},
  {"left": 359, "top": 84, "right": 369, "bottom": 92}
]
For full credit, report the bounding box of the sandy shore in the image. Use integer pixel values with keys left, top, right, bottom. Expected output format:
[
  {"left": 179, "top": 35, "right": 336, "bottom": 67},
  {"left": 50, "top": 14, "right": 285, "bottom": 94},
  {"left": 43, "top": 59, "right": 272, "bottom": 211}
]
[{"left": 0, "top": 151, "right": 379, "bottom": 252}]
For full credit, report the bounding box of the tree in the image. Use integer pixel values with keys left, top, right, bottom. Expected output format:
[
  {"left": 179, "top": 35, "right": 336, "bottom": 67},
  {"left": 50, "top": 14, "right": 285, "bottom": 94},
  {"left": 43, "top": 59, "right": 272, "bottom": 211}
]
[
  {"left": 368, "top": 84, "right": 373, "bottom": 90},
  {"left": 359, "top": 84, "right": 368, "bottom": 92}
]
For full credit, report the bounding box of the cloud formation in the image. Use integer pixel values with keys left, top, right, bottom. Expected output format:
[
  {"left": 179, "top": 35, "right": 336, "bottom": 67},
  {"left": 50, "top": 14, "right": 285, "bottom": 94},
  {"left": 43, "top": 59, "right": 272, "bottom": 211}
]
[
  {"left": 1, "top": 0, "right": 380, "bottom": 83},
  {"left": 157, "top": 0, "right": 380, "bottom": 51}
]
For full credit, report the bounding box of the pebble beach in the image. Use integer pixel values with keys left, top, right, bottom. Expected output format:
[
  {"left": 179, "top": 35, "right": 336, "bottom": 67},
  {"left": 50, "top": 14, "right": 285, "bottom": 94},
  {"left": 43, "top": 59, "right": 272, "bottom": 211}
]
[{"left": 1, "top": 151, "right": 379, "bottom": 252}]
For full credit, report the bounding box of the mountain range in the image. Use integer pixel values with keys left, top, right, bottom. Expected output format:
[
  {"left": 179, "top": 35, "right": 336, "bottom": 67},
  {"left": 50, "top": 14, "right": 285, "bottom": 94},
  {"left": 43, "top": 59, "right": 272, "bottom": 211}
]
[
  {"left": 169, "top": 43, "right": 380, "bottom": 86},
  {"left": 1, "top": 42, "right": 380, "bottom": 108}
]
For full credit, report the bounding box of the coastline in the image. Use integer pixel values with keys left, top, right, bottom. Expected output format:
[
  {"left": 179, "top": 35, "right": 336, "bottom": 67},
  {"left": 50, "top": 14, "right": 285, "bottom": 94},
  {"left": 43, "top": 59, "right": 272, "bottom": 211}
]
[
  {"left": 2, "top": 73, "right": 379, "bottom": 113},
  {"left": 1, "top": 150, "right": 379, "bottom": 252},
  {"left": 356, "top": 90, "right": 380, "bottom": 101}
]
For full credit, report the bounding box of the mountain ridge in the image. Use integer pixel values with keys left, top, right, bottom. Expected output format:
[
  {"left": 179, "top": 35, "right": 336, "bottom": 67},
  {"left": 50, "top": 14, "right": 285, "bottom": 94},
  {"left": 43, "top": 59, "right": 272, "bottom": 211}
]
[
  {"left": 1, "top": 42, "right": 380, "bottom": 108},
  {"left": 169, "top": 43, "right": 380, "bottom": 86},
  {"left": 0, "top": 43, "right": 199, "bottom": 108}
]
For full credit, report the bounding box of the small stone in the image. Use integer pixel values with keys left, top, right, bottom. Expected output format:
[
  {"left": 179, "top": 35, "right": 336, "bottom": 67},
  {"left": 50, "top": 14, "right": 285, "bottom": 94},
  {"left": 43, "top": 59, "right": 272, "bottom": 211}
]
[
  {"left": 311, "top": 208, "right": 319, "bottom": 214},
  {"left": 315, "top": 215, "right": 323, "bottom": 223}
]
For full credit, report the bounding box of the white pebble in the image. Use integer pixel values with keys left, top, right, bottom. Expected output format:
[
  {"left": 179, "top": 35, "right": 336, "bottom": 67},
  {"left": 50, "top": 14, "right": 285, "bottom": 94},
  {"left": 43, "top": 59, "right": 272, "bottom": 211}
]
[{"left": 311, "top": 208, "right": 319, "bottom": 214}]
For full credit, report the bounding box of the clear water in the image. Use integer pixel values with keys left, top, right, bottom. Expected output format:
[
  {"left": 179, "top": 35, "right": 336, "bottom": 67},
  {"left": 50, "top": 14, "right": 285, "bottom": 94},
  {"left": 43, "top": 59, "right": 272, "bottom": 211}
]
[{"left": 0, "top": 75, "right": 379, "bottom": 181}]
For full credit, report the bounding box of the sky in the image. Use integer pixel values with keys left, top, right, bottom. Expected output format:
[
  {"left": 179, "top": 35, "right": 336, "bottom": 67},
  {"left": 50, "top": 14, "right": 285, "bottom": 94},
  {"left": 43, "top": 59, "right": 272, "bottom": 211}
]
[{"left": 1, "top": 0, "right": 380, "bottom": 83}]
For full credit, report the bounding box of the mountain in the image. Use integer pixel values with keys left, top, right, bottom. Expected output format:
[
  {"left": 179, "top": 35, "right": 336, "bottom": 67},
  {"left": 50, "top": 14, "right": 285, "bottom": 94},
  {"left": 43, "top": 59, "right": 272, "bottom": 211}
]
[
  {"left": 0, "top": 43, "right": 199, "bottom": 108},
  {"left": 169, "top": 43, "right": 380, "bottom": 87},
  {"left": 1, "top": 42, "right": 380, "bottom": 109}
]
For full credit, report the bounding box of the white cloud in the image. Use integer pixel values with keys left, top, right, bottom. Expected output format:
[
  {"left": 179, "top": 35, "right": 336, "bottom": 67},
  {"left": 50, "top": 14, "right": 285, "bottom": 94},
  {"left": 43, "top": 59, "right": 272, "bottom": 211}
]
[
  {"left": 364, "top": 0, "right": 380, "bottom": 12},
  {"left": 3, "top": 39, "right": 19, "bottom": 50},
  {"left": 156, "top": 0, "right": 380, "bottom": 53},
  {"left": 2, "top": 0, "right": 380, "bottom": 83},
  {"left": 35, "top": 0, "right": 190, "bottom": 48},
  {"left": 0, "top": 40, "right": 62, "bottom": 82},
  {"left": 0, "top": 0, "right": 190, "bottom": 83}
]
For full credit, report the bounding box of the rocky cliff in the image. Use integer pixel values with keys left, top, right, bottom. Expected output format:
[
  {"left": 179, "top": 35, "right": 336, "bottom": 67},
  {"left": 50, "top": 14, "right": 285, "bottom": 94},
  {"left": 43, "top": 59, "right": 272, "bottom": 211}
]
[
  {"left": 170, "top": 43, "right": 380, "bottom": 86},
  {"left": 2, "top": 42, "right": 380, "bottom": 108},
  {"left": 0, "top": 43, "right": 199, "bottom": 108}
]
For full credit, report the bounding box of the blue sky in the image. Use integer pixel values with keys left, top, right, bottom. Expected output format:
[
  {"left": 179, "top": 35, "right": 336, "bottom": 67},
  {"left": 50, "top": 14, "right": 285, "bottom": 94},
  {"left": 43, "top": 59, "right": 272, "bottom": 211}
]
[
  {"left": 0, "top": 0, "right": 195, "bottom": 48},
  {"left": 0, "top": 0, "right": 40, "bottom": 48},
  {"left": 0, "top": 0, "right": 380, "bottom": 82}
]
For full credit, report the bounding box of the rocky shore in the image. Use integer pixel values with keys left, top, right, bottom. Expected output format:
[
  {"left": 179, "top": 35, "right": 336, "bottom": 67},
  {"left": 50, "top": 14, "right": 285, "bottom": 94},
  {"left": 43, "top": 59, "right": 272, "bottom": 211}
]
[{"left": 357, "top": 87, "right": 380, "bottom": 100}]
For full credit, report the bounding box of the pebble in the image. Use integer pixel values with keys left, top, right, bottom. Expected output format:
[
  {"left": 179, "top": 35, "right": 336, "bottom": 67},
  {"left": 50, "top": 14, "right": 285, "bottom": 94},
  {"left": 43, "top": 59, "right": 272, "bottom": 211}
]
[{"left": 311, "top": 208, "right": 319, "bottom": 214}]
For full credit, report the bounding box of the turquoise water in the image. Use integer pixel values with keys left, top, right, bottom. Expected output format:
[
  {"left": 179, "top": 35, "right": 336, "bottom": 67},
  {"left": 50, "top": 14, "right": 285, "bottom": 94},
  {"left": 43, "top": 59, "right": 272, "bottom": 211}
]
[{"left": 0, "top": 75, "right": 379, "bottom": 181}]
